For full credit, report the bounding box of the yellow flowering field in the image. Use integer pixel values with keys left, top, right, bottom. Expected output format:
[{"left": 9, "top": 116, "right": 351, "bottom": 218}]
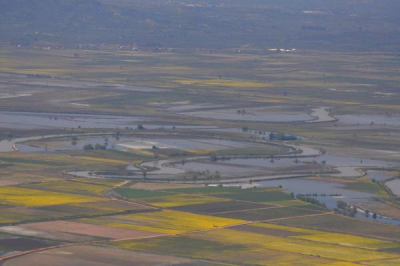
[
  {"left": 362, "top": 259, "right": 400, "bottom": 266},
  {"left": 77, "top": 156, "right": 127, "bottom": 165},
  {"left": 293, "top": 232, "right": 400, "bottom": 250},
  {"left": 24, "top": 180, "right": 111, "bottom": 196},
  {"left": 185, "top": 149, "right": 216, "bottom": 155},
  {"left": 250, "top": 222, "right": 320, "bottom": 234},
  {"left": 0, "top": 186, "right": 102, "bottom": 207},
  {"left": 321, "top": 263, "right": 363, "bottom": 266},
  {"left": 81, "top": 210, "right": 243, "bottom": 235},
  {"left": 194, "top": 229, "right": 398, "bottom": 262},
  {"left": 252, "top": 223, "right": 400, "bottom": 250},
  {"left": 111, "top": 236, "right": 334, "bottom": 266}
]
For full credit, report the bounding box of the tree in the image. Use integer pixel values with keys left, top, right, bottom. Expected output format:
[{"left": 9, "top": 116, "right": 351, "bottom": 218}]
[
  {"left": 94, "top": 143, "right": 106, "bottom": 150},
  {"left": 269, "top": 132, "right": 275, "bottom": 140},
  {"left": 214, "top": 171, "right": 221, "bottom": 180},
  {"left": 83, "top": 144, "right": 94, "bottom": 150},
  {"left": 337, "top": 201, "right": 347, "bottom": 210}
]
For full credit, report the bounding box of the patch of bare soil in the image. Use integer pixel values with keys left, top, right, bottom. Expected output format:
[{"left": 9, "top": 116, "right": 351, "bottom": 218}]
[
  {"left": 22, "top": 221, "right": 161, "bottom": 239},
  {"left": 0, "top": 225, "right": 97, "bottom": 242}
]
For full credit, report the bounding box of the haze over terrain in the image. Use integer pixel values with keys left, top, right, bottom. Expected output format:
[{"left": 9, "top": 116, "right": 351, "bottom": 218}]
[
  {"left": 0, "top": 1, "right": 400, "bottom": 266},
  {"left": 1, "top": 0, "right": 400, "bottom": 50}
]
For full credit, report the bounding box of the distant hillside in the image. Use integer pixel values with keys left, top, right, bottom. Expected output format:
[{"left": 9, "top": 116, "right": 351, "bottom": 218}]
[
  {"left": 1, "top": 0, "right": 400, "bottom": 50},
  {"left": 0, "top": 0, "right": 120, "bottom": 45}
]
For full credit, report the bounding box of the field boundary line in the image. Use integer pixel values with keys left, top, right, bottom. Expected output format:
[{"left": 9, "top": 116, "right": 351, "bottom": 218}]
[
  {"left": 262, "top": 211, "right": 333, "bottom": 223},
  {"left": 210, "top": 206, "right": 285, "bottom": 215}
]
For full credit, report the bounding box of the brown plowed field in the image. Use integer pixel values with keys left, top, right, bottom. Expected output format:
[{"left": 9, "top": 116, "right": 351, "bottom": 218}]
[{"left": 22, "top": 221, "right": 161, "bottom": 239}]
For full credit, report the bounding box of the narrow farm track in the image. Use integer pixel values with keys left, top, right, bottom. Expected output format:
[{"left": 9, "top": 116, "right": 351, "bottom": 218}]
[
  {"left": 261, "top": 211, "right": 333, "bottom": 223},
  {"left": 210, "top": 206, "right": 282, "bottom": 215},
  {"left": 0, "top": 242, "right": 86, "bottom": 264},
  {"left": 357, "top": 256, "right": 400, "bottom": 264}
]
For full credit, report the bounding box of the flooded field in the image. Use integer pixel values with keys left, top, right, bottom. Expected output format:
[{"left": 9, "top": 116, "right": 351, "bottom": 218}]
[
  {"left": 256, "top": 177, "right": 400, "bottom": 225},
  {"left": 21, "top": 136, "right": 133, "bottom": 152},
  {"left": 0, "top": 93, "right": 32, "bottom": 99},
  {"left": 182, "top": 106, "right": 336, "bottom": 123},
  {"left": 10, "top": 80, "right": 167, "bottom": 92},
  {"left": 0, "top": 134, "right": 73, "bottom": 152},
  {"left": 0, "top": 111, "right": 220, "bottom": 134},
  {"left": 19, "top": 136, "right": 261, "bottom": 153},
  {"left": 59, "top": 138, "right": 392, "bottom": 182},
  {"left": 386, "top": 179, "right": 400, "bottom": 196},
  {"left": 316, "top": 154, "right": 393, "bottom": 177},
  {"left": 183, "top": 107, "right": 312, "bottom": 122},
  {"left": 0, "top": 112, "right": 146, "bottom": 129},
  {"left": 175, "top": 161, "right": 261, "bottom": 177},
  {"left": 118, "top": 138, "right": 259, "bottom": 151},
  {"left": 173, "top": 153, "right": 390, "bottom": 178},
  {"left": 165, "top": 104, "right": 225, "bottom": 112},
  {"left": 308, "top": 107, "right": 335, "bottom": 123},
  {"left": 171, "top": 148, "right": 391, "bottom": 177}
]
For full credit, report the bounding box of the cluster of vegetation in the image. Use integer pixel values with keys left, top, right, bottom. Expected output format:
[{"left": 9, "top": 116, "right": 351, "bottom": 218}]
[
  {"left": 334, "top": 200, "right": 357, "bottom": 217},
  {"left": 26, "top": 74, "right": 51, "bottom": 78},
  {"left": 296, "top": 194, "right": 327, "bottom": 209},
  {"left": 334, "top": 201, "right": 380, "bottom": 219},
  {"left": 189, "top": 170, "right": 221, "bottom": 181},
  {"left": 83, "top": 144, "right": 107, "bottom": 151},
  {"left": 269, "top": 132, "right": 298, "bottom": 141}
]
